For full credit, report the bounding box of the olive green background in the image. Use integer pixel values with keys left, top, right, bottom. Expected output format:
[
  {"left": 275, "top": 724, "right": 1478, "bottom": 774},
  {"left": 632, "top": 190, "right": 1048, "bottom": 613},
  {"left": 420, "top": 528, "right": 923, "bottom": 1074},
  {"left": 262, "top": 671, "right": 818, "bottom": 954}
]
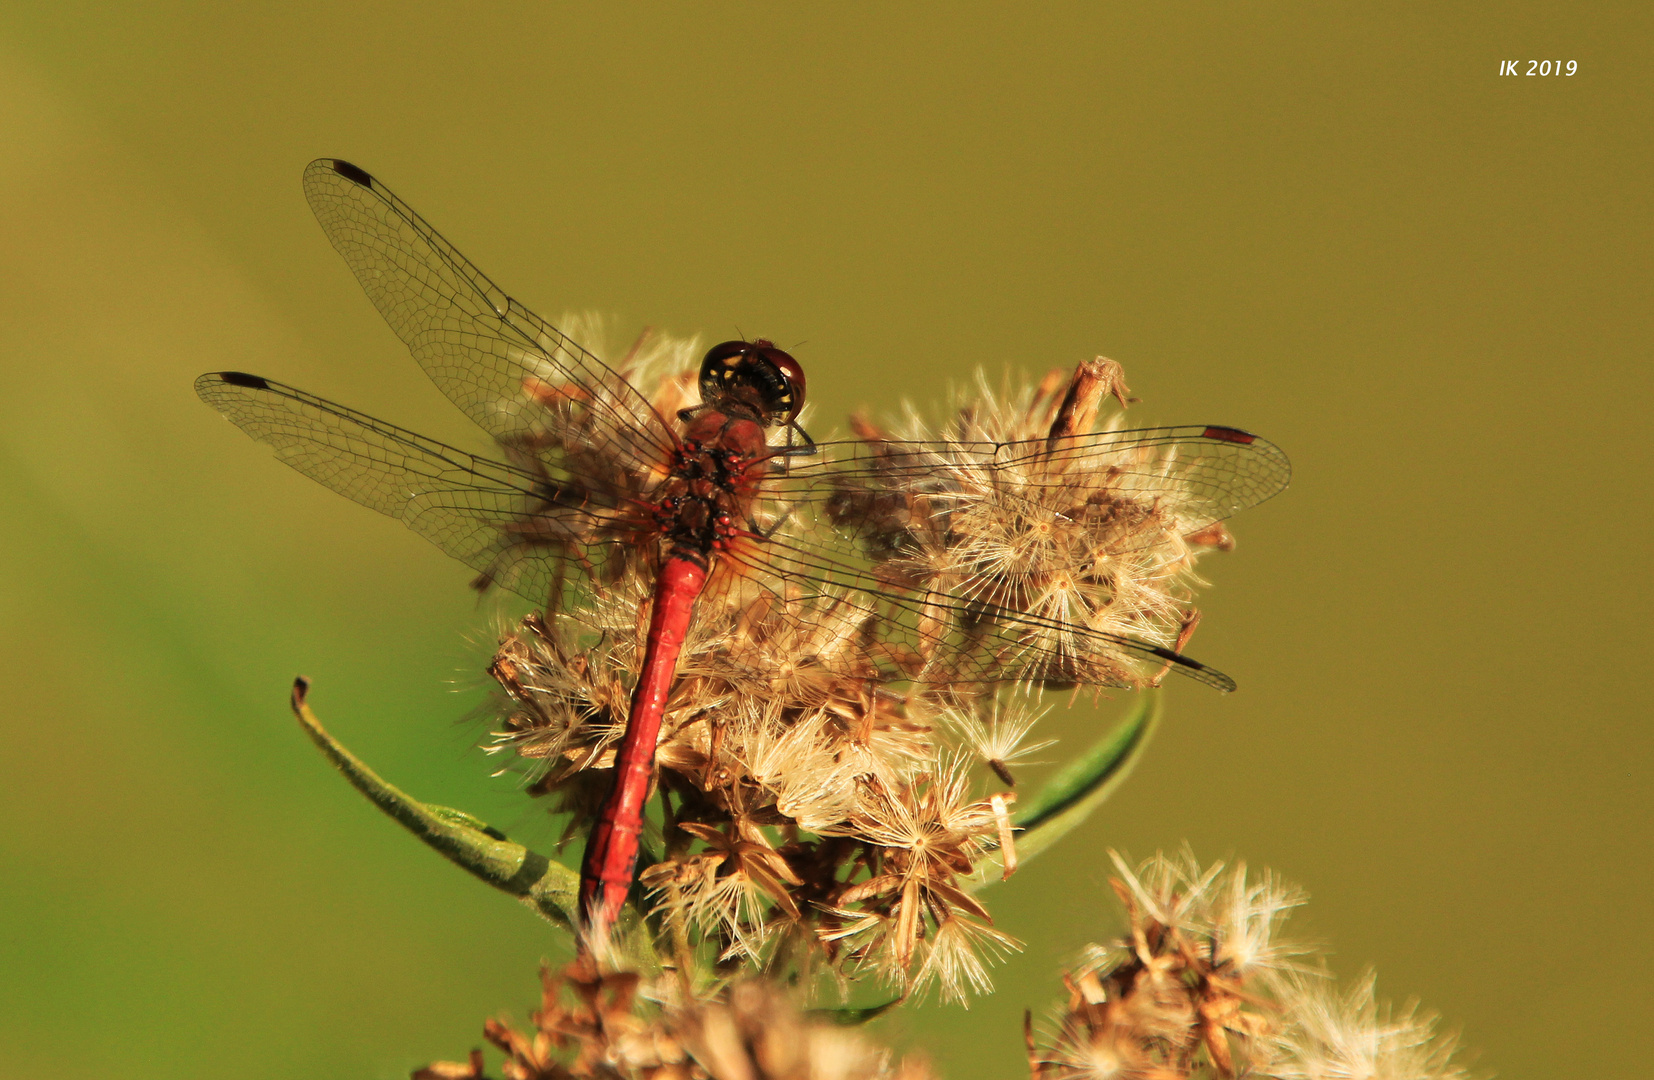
[{"left": 1, "top": 5, "right": 1647, "bottom": 1078}]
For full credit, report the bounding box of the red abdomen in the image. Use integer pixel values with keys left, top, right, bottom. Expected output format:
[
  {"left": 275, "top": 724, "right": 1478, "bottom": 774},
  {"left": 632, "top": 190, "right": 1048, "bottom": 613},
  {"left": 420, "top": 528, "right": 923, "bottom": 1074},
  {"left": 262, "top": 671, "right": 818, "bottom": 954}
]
[{"left": 578, "top": 554, "right": 708, "bottom": 935}]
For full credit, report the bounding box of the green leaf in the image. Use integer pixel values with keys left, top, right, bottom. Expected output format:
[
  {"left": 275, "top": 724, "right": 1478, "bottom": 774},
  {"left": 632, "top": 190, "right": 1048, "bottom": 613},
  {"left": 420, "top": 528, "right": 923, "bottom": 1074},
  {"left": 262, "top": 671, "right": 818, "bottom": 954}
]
[
  {"left": 975, "top": 692, "right": 1162, "bottom": 884},
  {"left": 289, "top": 677, "right": 579, "bottom": 930},
  {"left": 807, "top": 998, "right": 903, "bottom": 1026},
  {"left": 1012, "top": 691, "right": 1161, "bottom": 864},
  {"left": 425, "top": 804, "right": 509, "bottom": 840}
]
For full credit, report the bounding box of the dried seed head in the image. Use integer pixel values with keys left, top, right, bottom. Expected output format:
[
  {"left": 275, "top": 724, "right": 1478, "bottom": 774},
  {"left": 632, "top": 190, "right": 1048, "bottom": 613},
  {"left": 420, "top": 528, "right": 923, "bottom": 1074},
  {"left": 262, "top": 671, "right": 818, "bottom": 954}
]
[
  {"left": 825, "top": 361, "right": 1218, "bottom": 691},
  {"left": 939, "top": 694, "right": 1055, "bottom": 785},
  {"left": 1033, "top": 851, "right": 1473, "bottom": 1080},
  {"left": 1265, "top": 971, "right": 1472, "bottom": 1080},
  {"left": 681, "top": 977, "right": 933, "bottom": 1080},
  {"left": 481, "top": 349, "right": 1249, "bottom": 1000},
  {"left": 906, "top": 913, "right": 1021, "bottom": 1007},
  {"left": 428, "top": 965, "right": 932, "bottom": 1080}
]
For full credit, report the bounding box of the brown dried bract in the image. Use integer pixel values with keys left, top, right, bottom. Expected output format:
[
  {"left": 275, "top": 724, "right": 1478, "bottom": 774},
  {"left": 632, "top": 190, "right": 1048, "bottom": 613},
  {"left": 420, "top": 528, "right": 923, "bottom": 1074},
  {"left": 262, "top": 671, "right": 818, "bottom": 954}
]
[{"left": 426, "top": 966, "right": 931, "bottom": 1080}]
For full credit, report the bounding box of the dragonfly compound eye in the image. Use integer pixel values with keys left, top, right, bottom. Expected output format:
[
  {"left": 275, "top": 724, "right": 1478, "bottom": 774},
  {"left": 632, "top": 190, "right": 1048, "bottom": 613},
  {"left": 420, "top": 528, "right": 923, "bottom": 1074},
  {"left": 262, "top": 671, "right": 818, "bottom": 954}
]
[{"left": 699, "top": 339, "right": 806, "bottom": 425}]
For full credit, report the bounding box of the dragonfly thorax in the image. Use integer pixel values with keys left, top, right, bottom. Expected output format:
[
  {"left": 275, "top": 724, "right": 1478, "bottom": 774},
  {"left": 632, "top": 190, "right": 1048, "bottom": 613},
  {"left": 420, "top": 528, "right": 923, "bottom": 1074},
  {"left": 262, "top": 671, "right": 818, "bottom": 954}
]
[{"left": 654, "top": 412, "right": 770, "bottom": 560}]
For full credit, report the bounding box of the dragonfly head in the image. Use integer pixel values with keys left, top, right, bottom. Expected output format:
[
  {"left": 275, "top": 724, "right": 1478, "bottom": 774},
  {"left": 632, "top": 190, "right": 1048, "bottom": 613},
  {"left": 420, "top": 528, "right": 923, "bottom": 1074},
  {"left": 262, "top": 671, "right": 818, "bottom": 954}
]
[{"left": 699, "top": 340, "right": 806, "bottom": 426}]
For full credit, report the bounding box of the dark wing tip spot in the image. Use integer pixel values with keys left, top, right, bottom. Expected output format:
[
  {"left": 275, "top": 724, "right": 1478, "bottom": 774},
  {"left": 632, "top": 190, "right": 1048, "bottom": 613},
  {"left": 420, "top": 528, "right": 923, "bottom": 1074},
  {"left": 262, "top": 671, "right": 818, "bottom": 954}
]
[
  {"left": 1200, "top": 426, "right": 1256, "bottom": 445},
  {"left": 329, "top": 160, "right": 375, "bottom": 189},
  {"left": 1147, "top": 643, "right": 1237, "bottom": 693},
  {"left": 217, "top": 371, "right": 270, "bottom": 390}
]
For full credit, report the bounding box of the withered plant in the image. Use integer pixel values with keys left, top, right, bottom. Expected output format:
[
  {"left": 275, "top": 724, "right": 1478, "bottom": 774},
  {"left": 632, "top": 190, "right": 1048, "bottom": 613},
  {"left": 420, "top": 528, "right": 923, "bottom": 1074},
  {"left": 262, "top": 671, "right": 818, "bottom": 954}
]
[
  {"left": 198, "top": 160, "right": 1470, "bottom": 1079},
  {"left": 402, "top": 852, "right": 1472, "bottom": 1080},
  {"left": 275, "top": 333, "right": 1468, "bottom": 1078},
  {"left": 465, "top": 331, "right": 1246, "bottom": 994}
]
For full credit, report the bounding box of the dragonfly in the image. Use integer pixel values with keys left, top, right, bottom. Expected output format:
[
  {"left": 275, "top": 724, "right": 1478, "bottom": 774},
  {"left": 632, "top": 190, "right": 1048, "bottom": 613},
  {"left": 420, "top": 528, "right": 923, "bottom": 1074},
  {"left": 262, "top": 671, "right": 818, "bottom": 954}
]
[{"left": 197, "top": 159, "right": 1290, "bottom": 940}]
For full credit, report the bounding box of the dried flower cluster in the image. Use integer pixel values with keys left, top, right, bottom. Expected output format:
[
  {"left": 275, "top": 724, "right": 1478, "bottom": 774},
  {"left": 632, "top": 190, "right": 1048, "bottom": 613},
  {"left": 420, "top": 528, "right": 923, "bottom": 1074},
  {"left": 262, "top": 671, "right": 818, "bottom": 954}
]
[
  {"left": 1031, "top": 850, "right": 1472, "bottom": 1080},
  {"left": 201, "top": 164, "right": 1472, "bottom": 1080},
  {"left": 815, "top": 361, "right": 1229, "bottom": 691},
  {"left": 479, "top": 323, "right": 1250, "bottom": 999},
  {"left": 415, "top": 960, "right": 932, "bottom": 1080},
  {"left": 414, "top": 852, "right": 1470, "bottom": 1080}
]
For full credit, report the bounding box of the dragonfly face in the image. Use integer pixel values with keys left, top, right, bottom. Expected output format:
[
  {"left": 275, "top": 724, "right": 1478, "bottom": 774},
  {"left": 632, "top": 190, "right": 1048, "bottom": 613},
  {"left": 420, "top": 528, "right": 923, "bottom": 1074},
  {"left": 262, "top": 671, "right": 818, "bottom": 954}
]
[{"left": 698, "top": 339, "right": 807, "bottom": 425}]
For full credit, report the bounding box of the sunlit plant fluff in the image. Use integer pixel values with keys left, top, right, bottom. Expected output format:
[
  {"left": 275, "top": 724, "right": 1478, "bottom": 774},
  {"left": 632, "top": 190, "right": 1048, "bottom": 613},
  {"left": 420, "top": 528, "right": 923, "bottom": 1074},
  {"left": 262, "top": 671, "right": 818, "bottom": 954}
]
[
  {"left": 416, "top": 959, "right": 936, "bottom": 1080},
  {"left": 1030, "top": 850, "right": 1473, "bottom": 1080},
  {"left": 482, "top": 325, "right": 1236, "bottom": 1002},
  {"left": 411, "top": 852, "right": 1472, "bottom": 1080}
]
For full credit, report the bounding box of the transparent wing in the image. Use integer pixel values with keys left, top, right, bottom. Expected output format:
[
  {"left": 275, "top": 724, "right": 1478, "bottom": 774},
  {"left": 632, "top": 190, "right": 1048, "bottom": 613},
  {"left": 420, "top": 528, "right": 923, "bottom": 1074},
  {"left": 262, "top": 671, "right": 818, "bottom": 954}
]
[
  {"left": 197, "top": 370, "right": 1276, "bottom": 692},
  {"left": 716, "top": 424, "right": 1292, "bottom": 693},
  {"left": 302, "top": 158, "right": 676, "bottom": 472},
  {"left": 767, "top": 424, "right": 1290, "bottom": 549},
  {"left": 723, "top": 531, "right": 1236, "bottom": 693},
  {"left": 196, "top": 372, "right": 655, "bottom": 603}
]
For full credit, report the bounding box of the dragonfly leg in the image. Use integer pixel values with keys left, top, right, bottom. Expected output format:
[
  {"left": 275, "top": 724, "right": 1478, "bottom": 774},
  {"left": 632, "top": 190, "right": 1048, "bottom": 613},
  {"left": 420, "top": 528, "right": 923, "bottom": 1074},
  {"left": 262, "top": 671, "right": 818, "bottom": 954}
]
[
  {"left": 749, "top": 503, "right": 800, "bottom": 541},
  {"left": 1149, "top": 608, "right": 1204, "bottom": 687},
  {"left": 777, "top": 418, "right": 818, "bottom": 456}
]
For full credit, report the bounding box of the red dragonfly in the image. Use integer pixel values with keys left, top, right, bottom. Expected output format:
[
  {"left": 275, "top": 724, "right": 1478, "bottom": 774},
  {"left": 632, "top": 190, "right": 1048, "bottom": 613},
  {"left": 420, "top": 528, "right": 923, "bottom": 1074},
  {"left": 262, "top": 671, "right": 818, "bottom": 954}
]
[{"left": 197, "top": 160, "right": 1289, "bottom": 940}]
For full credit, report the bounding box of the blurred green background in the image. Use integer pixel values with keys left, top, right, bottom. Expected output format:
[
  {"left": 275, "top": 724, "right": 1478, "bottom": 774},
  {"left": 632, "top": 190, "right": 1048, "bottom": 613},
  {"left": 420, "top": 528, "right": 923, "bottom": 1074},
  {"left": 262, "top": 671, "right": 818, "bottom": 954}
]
[{"left": 1, "top": 4, "right": 1647, "bottom": 1077}]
